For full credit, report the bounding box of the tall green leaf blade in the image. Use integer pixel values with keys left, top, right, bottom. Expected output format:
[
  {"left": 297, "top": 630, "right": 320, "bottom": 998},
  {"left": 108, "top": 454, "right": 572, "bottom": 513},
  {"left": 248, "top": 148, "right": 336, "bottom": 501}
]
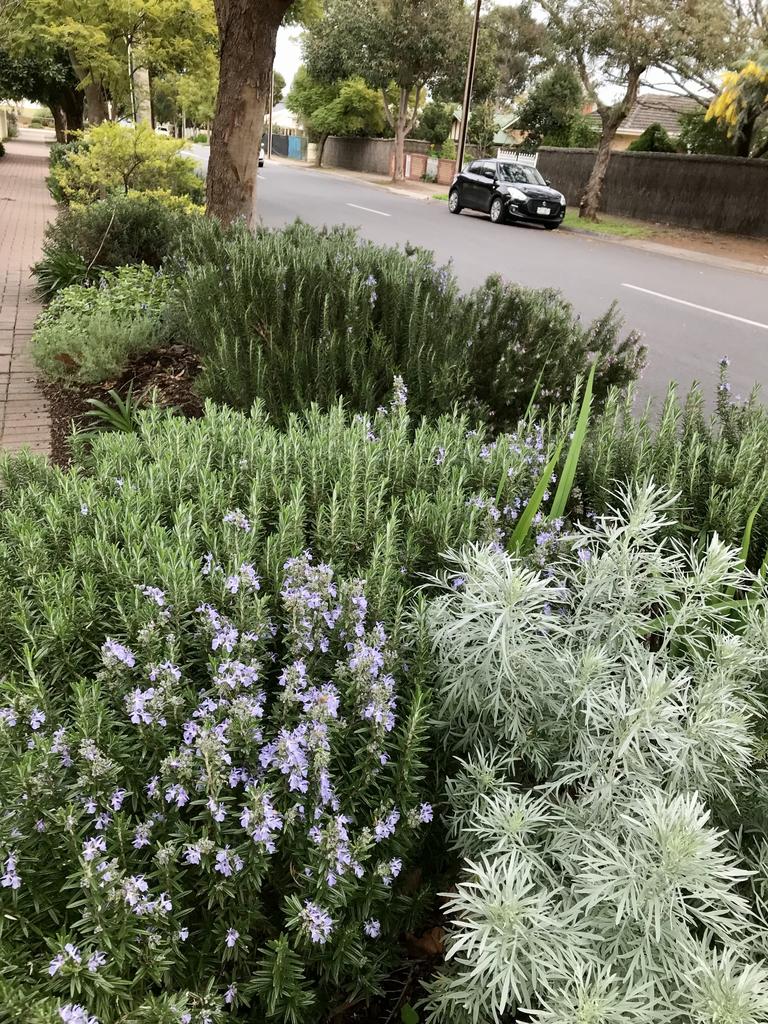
[
  {"left": 509, "top": 440, "right": 564, "bottom": 550},
  {"left": 549, "top": 360, "right": 596, "bottom": 522}
]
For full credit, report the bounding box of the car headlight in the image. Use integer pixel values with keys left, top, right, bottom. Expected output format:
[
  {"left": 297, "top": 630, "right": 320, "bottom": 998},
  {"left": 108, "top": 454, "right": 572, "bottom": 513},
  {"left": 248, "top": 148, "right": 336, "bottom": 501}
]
[
  {"left": 498, "top": 186, "right": 528, "bottom": 202},
  {"left": 556, "top": 192, "right": 565, "bottom": 204}
]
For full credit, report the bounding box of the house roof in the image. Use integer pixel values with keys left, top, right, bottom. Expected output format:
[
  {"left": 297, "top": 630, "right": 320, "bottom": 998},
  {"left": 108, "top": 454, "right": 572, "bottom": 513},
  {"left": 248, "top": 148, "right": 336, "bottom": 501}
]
[{"left": 586, "top": 93, "right": 702, "bottom": 137}]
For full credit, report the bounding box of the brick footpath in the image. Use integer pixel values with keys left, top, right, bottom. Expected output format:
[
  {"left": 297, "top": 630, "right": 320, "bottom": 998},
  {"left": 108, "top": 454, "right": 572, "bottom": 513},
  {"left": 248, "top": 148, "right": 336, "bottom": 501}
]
[{"left": 0, "top": 129, "right": 55, "bottom": 455}]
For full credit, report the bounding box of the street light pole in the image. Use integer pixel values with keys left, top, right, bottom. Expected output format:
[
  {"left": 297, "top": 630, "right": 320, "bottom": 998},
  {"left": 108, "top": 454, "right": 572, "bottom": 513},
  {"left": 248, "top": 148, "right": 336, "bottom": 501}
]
[
  {"left": 267, "top": 68, "right": 274, "bottom": 159},
  {"left": 456, "top": 0, "right": 482, "bottom": 174}
]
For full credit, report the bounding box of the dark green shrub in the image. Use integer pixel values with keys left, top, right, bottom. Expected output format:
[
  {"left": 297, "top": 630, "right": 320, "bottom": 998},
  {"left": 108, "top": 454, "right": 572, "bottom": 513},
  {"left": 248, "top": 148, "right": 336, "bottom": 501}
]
[
  {"left": 627, "top": 122, "right": 678, "bottom": 152},
  {"left": 579, "top": 363, "right": 768, "bottom": 568},
  {"left": 32, "top": 264, "right": 172, "bottom": 382},
  {"left": 0, "top": 401, "right": 560, "bottom": 1021},
  {"left": 172, "top": 220, "right": 644, "bottom": 429},
  {"left": 33, "top": 191, "right": 202, "bottom": 296},
  {"left": 0, "top": 141, "right": 5, "bottom": 159}
]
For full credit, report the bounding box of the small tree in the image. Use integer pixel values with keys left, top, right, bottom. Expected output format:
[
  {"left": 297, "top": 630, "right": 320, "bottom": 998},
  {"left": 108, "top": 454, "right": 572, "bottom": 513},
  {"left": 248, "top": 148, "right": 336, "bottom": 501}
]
[
  {"left": 516, "top": 65, "right": 584, "bottom": 149},
  {"left": 418, "top": 101, "right": 454, "bottom": 148},
  {"left": 707, "top": 55, "right": 768, "bottom": 157},
  {"left": 468, "top": 100, "right": 497, "bottom": 155},
  {"left": 304, "top": 0, "right": 468, "bottom": 182},
  {"left": 627, "top": 121, "right": 678, "bottom": 151},
  {"left": 0, "top": 45, "right": 83, "bottom": 142},
  {"left": 310, "top": 78, "right": 386, "bottom": 165},
  {"left": 541, "top": 0, "right": 734, "bottom": 219}
]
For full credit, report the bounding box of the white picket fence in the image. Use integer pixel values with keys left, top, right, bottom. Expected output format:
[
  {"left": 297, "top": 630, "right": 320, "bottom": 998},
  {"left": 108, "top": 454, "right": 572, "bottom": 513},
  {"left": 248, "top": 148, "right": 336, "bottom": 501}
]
[{"left": 496, "top": 148, "right": 539, "bottom": 167}]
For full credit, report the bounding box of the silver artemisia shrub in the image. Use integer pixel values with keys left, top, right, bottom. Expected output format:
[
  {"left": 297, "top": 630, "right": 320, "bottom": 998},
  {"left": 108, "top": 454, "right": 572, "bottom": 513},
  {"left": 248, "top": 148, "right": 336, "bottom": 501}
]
[{"left": 425, "top": 483, "right": 768, "bottom": 1024}]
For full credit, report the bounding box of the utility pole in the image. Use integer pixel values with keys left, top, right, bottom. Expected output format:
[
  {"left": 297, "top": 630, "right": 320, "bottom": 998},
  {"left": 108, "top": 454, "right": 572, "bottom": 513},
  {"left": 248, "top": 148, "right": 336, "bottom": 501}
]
[
  {"left": 267, "top": 67, "right": 274, "bottom": 158},
  {"left": 456, "top": 0, "right": 482, "bottom": 174}
]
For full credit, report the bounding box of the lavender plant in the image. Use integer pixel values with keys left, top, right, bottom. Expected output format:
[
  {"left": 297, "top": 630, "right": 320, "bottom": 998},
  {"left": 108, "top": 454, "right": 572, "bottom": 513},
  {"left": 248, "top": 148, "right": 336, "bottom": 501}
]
[{"left": 425, "top": 484, "right": 768, "bottom": 1024}]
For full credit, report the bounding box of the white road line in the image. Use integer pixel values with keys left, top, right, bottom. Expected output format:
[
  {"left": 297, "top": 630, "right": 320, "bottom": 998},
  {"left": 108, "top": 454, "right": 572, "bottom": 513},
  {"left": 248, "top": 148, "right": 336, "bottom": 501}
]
[
  {"left": 622, "top": 283, "right": 768, "bottom": 331},
  {"left": 346, "top": 203, "right": 391, "bottom": 217}
]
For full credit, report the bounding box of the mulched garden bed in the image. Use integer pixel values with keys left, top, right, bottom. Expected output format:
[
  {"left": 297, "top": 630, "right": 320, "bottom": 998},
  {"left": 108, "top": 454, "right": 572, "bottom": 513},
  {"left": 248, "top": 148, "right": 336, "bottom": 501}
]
[{"left": 41, "top": 344, "right": 203, "bottom": 467}]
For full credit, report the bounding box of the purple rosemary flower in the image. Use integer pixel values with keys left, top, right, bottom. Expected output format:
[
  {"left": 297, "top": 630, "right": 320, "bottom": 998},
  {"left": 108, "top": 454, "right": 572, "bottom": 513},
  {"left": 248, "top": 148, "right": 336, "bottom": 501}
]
[
  {"left": 0, "top": 707, "right": 17, "bottom": 727},
  {"left": 223, "top": 509, "right": 251, "bottom": 533},
  {"left": 300, "top": 901, "right": 334, "bottom": 944},
  {"left": 225, "top": 927, "right": 239, "bottom": 948},
  {"left": 577, "top": 547, "right": 592, "bottom": 563},
  {"left": 208, "top": 798, "right": 227, "bottom": 822},
  {"left": 101, "top": 638, "right": 136, "bottom": 669},
  {"left": 418, "top": 803, "right": 434, "bottom": 823},
  {"left": 183, "top": 844, "right": 203, "bottom": 866},
  {"left": 374, "top": 808, "right": 400, "bottom": 843},
  {"left": 58, "top": 1006, "right": 100, "bottom": 1024},
  {"left": 214, "top": 847, "right": 243, "bottom": 877},
  {"left": 110, "top": 789, "right": 127, "bottom": 811},
  {"left": 139, "top": 585, "right": 166, "bottom": 607},
  {"left": 82, "top": 836, "right": 107, "bottom": 862},
  {"left": 391, "top": 375, "right": 408, "bottom": 408},
  {"left": 224, "top": 983, "right": 237, "bottom": 1005},
  {"left": 164, "top": 783, "right": 189, "bottom": 808},
  {"left": 29, "top": 708, "right": 45, "bottom": 731},
  {"left": 132, "top": 823, "right": 152, "bottom": 849},
  {"left": 241, "top": 791, "right": 283, "bottom": 852},
  {"left": 364, "top": 919, "right": 381, "bottom": 938},
  {"left": 87, "top": 951, "right": 107, "bottom": 972},
  {"left": 178, "top": 927, "right": 189, "bottom": 941}
]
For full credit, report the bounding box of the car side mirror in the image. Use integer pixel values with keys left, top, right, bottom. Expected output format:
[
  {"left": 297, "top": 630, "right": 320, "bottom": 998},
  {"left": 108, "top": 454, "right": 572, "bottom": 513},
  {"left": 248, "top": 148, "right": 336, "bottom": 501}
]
[{"left": 545, "top": 178, "right": 552, "bottom": 186}]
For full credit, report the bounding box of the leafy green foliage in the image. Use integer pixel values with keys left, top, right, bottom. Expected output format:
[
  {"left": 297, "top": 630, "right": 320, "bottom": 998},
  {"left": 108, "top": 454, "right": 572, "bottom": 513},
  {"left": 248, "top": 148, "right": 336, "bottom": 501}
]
[
  {"left": 48, "top": 123, "right": 204, "bottom": 205},
  {"left": 84, "top": 385, "right": 142, "bottom": 433},
  {"left": 627, "top": 121, "right": 678, "bottom": 152},
  {"left": 417, "top": 102, "right": 454, "bottom": 148},
  {"left": 579, "top": 364, "right": 768, "bottom": 569},
  {"left": 47, "top": 137, "right": 91, "bottom": 203},
  {"left": 0, "top": 398, "right": 564, "bottom": 1021},
  {"left": 32, "top": 265, "right": 171, "bottom": 383},
  {"left": 33, "top": 191, "right": 203, "bottom": 296},
  {"left": 171, "top": 220, "right": 644, "bottom": 429},
  {"left": 678, "top": 106, "right": 737, "bottom": 154},
  {"left": 516, "top": 66, "right": 585, "bottom": 150},
  {"left": 425, "top": 484, "right": 768, "bottom": 1023}
]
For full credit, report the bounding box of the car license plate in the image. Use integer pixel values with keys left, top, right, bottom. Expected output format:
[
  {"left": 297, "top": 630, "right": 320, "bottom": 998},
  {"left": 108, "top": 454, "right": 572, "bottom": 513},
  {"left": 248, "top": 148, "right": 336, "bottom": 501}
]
[{"left": 537, "top": 204, "right": 550, "bottom": 214}]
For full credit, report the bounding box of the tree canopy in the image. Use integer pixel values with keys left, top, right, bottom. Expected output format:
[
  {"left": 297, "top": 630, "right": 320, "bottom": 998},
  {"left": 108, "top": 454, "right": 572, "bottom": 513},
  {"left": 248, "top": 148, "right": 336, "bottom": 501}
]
[{"left": 707, "top": 54, "right": 768, "bottom": 156}]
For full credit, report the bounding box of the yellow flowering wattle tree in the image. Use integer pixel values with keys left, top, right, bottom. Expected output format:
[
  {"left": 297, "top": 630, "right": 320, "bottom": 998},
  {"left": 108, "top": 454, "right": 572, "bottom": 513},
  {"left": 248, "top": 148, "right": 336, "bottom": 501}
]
[{"left": 707, "top": 55, "right": 768, "bottom": 158}]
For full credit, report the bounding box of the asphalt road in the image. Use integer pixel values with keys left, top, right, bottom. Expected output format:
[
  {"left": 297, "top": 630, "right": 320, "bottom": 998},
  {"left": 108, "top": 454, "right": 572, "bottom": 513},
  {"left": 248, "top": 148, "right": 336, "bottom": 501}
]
[{"left": 193, "top": 150, "right": 768, "bottom": 405}]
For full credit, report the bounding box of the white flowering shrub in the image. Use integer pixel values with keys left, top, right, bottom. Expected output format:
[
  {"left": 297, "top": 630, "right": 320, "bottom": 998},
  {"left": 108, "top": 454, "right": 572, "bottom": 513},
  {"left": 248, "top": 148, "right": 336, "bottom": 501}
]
[
  {"left": 0, "top": 397, "right": 563, "bottom": 1024},
  {"left": 425, "top": 485, "right": 768, "bottom": 1024}
]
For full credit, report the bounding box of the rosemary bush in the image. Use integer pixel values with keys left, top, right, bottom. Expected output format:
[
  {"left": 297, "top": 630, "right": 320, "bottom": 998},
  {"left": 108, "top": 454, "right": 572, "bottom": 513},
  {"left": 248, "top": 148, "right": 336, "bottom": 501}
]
[
  {"left": 425, "top": 484, "right": 768, "bottom": 1024},
  {"left": 32, "top": 265, "right": 172, "bottom": 383},
  {"left": 0, "top": 396, "right": 559, "bottom": 1022},
  {"left": 581, "top": 364, "right": 768, "bottom": 569},
  {"left": 171, "top": 220, "right": 644, "bottom": 428},
  {"left": 33, "top": 192, "right": 203, "bottom": 298}
]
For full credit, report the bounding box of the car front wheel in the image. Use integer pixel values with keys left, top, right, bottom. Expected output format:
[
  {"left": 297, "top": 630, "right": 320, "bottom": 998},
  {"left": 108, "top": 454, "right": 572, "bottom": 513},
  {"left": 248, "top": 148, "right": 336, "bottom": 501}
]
[
  {"left": 448, "top": 189, "right": 462, "bottom": 214},
  {"left": 490, "top": 197, "right": 506, "bottom": 224}
]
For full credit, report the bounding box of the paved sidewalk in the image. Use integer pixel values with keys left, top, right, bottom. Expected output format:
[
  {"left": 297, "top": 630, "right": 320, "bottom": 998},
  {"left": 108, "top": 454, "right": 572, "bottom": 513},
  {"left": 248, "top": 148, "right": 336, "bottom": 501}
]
[{"left": 0, "top": 129, "right": 55, "bottom": 456}]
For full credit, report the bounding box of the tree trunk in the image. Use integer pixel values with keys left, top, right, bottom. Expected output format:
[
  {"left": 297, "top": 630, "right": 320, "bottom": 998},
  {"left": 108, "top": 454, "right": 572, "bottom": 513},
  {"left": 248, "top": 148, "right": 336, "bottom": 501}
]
[
  {"left": 579, "top": 128, "right": 617, "bottom": 220},
  {"left": 207, "top": 0, "right": 293, "bottom": 226},
  {"left": 59, "top": 86, "right": 85, "bottom": 140},
  {"left": 316, "top": 133, "right": 329, "bottom": 167},
  {"left": 392, "top": 87, "right": 410, "bottom": 183},
  {"left": 579, "top": 69, "right": 643, "bottom": 221},
  {"left": 133, "top": 66, "right": 153, "bottom": 125},
  {"left": 69, "top": 54, "right": 109, "bottom": 126},
  {"left": 51, "top": 105, "right": 66, "bottom": 143}
]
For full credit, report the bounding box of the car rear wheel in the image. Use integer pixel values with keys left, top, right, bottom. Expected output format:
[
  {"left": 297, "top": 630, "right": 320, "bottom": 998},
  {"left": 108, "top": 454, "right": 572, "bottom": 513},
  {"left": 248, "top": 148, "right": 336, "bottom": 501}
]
[
  {"left": 448, "top": 189, "right": 462, "bottom": 214},
  {"left": 490, "top": 197, "right": 506, "bottom": 224}
]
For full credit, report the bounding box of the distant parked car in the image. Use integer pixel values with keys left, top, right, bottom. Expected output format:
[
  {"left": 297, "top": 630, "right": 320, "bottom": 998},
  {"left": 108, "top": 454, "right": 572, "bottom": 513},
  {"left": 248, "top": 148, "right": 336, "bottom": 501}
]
[
  {"left": 259, "top": 143, "right": 265, "bottom": 167},
  {"left": 155, "top": 124, "right": 170, "bottom": 136},
  {"left": 448, "top": 159, "right": 566, "bottom": 230}
]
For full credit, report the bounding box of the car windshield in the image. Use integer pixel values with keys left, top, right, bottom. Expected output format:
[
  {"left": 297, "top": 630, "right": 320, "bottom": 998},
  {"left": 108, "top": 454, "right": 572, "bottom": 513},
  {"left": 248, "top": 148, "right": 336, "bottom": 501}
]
[{"left": 496, "top": 163, "right": 547, "bottom": 186}]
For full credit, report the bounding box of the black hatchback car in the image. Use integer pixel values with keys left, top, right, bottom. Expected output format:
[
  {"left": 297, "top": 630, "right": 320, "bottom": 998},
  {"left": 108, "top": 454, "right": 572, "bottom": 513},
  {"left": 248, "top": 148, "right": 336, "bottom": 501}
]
[{"left": 448, "top": 159, "right": 566, "bottom": 229}]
